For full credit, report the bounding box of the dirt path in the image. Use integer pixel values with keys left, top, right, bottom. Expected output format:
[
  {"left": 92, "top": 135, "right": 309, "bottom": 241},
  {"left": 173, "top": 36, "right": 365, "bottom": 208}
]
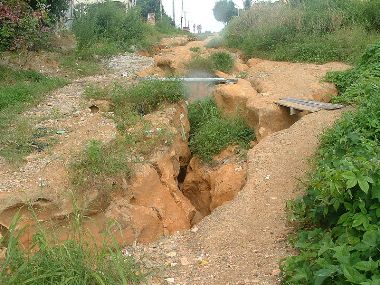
[
  {"left": 0, "top": 54, "right": 154, "bottom": 221},
  {"left": 127, "top": 109, "right": 343, "bottom": 285}
]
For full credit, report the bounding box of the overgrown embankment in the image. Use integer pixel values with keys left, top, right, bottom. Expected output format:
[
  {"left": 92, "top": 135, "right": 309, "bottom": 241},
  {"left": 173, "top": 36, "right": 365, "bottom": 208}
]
[
  {"left": 224, "top": 0, "right": 380, "bottom": 63},
  {"left": 282, "top": 43, "right": 380, "bottom": 284}
]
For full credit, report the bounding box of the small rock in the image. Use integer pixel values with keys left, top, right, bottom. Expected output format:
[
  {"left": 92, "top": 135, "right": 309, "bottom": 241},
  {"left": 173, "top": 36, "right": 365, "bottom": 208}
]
[
  {"left": 198, "top": 259, "right": 209, "bottom": 266},
  {"left": 180, "top": 257, "right": 190, "bottom": 266},
  {"left": 56, "top": 130, "right": 66, "bottom": 135},
  {"left": 166, "top": 251, "right": 177, "bottom": 257},
  {"left": 170, "top": 262, "right": 177, "bottom": 267},
  {"left": 191, "top": 226, "right": 198, "bottom": 233},
  {"left": 165, "top": 277, "right": 175, "bottom": 284}
]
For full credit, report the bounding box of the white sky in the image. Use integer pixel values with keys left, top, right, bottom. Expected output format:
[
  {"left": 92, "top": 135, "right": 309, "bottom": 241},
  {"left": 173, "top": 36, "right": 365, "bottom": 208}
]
[{"left": 162, "top": 0, "right": 246, "bottom": 32}]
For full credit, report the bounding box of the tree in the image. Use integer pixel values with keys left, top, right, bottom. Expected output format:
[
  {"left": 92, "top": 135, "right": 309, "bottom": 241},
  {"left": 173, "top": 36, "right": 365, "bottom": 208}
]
[
  {"left": 136, "top": 0, "right": 161, "bottom": 19},
  {"left": 243, "top": 0, "right": 252, "bottom": 10},
  {"left": 28, "top": 0, "right": 69, "bottom": 22},
  {"left": 213, "top": 0, "right": 238, "bottom": 24}
]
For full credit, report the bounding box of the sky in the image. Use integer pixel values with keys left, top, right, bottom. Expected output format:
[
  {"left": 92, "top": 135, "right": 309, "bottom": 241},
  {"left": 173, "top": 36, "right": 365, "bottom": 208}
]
[{"left": 161, "top": 0, "right": 246, "bottom": 33}]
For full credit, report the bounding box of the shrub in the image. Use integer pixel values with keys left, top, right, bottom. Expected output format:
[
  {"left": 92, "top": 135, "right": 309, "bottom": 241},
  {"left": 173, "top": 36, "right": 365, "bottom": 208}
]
[
  {"left": 73, "top": 2, "right": 151, "bottom": 58},
  {"left": 281, "top": 43, "right": 380, "bottom": 284},
  {"left": 188, "top": 98, "right": 254, "bottom": 162},
  {"left": 0, "top": 2, "right": 51, "bottom": 51},
  {"left": 209, "top": 51, "right": 234, "bottom": 73}
]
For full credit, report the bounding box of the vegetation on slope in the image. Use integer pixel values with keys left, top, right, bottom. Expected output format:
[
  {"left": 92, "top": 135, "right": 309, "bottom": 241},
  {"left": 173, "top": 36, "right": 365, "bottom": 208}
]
[
  {"left": 281, "top": 43, "right": 380, "bottom": 284},
  {"left": 224, "top": 0, "right": 380, "bottom": 63},
  {"left": 0, "top": 216, "right": 143, "bottom": 285},
  {"left": 72, "top": 80, "right": 185, "bottom": 190},
  {"left": 73, "top": 1, "right": 182, "bottom": 59},
  {"left": 188, "top": 98, "right": 254, "bottom": 162},
  {"left": 0, "top": 66, "right": 67, "bottom": 164}
]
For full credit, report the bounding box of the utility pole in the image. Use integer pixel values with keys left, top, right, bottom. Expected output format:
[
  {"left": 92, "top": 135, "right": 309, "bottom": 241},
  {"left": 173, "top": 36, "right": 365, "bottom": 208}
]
[
  {"left": 180, "top": 0, "right": 184, "bottom": 29},
  {"left": 172, "top": 0, "right": 175, "bottom": 26}
]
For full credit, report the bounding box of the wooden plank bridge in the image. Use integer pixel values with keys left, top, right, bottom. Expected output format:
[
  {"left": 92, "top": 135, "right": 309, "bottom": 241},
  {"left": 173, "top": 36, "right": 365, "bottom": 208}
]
[{"left": 276, "top": 98, "right": 344, "bottom": 115}]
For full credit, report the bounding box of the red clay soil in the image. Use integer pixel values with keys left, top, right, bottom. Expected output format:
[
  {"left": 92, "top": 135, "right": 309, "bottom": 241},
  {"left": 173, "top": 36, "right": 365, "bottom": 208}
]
[{"left": 127, "top": 109, "right": 343, "bottom": 285}]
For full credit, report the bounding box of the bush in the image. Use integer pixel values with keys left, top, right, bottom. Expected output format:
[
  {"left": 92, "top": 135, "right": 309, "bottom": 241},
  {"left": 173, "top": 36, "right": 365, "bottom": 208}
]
[
  {"left": 188, "top": 98, "right": 254, "bottom": 162},
  {"left": 0, "top": 2, "right": 51, "bottom": 51},
  {"left": 73, "top": 2, "right": 151, "bottom": 58},
  {"left": 209, "top": 51, "right": 234, "bottom": 73},
  {"left": 281, "top": 43, "right": 380, "bottom": 284},
  {"left": 187, "top": 51, "right": 234, "bottom": 73},
  {"left": 0, "top": 216, "right": 143, "bottom": 285},
  {"left": 224, "top": 0, "right": 380, "bottom": 63}
]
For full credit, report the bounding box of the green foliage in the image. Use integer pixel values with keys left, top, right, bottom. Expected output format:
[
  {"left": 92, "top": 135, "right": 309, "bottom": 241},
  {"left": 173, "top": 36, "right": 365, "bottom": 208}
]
[
  {"left": 0, "top": 216, "right": 143, "bottom": 285},
  {"left": 224, "top": 0, "right": 380, "bottom": 63},
  {"left": 187, "top": 51, "right": 234, "bottom": 73},
  {"left": 112, "top": 80, "right": 185, "bottom": 116},
  {"left": 209, "top": 51, "right": 234, "bottom": 73},
  {"left": 213, "top": 0, "right": 238, "bottom": 24},
  {"left": 243, "top": 0, "right": 252, "bottom": 10},
  {"left": 71, "top": 139, "right": 133, "bottom": 190},
  {"left": 0, "top": 65, "right": 67, "bottom": 164},
  {"left": 188, "top": 98, "right": 254, "bottom": 162},
  {"left": 73, "top": 3, "right": 151, "bottom": 58},
  {"left": 190, "top": 47, "right": 201, "bottom": 53},
  {"left": 136, "top": 0, "right": 161, "bottom": 19},
  {"left": 0, "top": 2, "right": 52, "bottom": 51},
  {"left": 281, "top": 43, "right": 380, "bottom": 284}
]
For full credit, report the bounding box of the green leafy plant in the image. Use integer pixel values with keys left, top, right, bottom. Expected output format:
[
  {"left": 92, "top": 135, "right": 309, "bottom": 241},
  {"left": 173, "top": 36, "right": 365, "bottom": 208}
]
[{"left": 281, "top": 43, "right": 380, "bottom": 285}]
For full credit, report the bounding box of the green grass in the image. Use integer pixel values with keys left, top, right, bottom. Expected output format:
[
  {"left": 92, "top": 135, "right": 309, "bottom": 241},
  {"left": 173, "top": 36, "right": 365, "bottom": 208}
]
[
  {"left": 84, "top": 84, "right": 112, "bottom": 100},
  {"left": 111, "top": 80, "right": 185, "bottom": 116},
  {"left": 59, "top": 53, "right": 105, "bottom": 78},
  {"left": 0, "top": 216, "right": 143, "bottom": 285},
  {"left": 281, "top": 43, "right": 380, "bottom": 284},
  {"left": 224, "top": 0, "right": 380, "bottom": 63},
  {"left": 0, "top": 65, "right": 67, "bottom": 164},
  {"left": 188, "top": 98, "right": 254, "bottom": 162},
  {"left": 186, "top": 51, "right": 234, "bottom": 73}
]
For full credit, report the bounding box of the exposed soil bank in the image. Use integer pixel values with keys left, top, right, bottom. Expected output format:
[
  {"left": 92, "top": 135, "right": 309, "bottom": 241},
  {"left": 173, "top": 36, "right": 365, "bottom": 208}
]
[{"left": 126, "top": 109, "right": 344, "bottom": 285}]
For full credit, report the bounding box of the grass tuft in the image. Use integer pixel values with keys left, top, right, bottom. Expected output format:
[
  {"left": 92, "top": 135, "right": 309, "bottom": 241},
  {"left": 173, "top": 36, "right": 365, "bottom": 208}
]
[
  {"left": 186, "top": 51, "right": 234, "bottom": 73},
  {"left": 188, "top": 98, "right": 254, "bottom": 162}
]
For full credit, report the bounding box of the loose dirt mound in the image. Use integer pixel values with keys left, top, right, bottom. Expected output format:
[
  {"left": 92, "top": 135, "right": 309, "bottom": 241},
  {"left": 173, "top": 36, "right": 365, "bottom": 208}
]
[{"left": 127, "top": 109, "right": 343, "bottom": 285}]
